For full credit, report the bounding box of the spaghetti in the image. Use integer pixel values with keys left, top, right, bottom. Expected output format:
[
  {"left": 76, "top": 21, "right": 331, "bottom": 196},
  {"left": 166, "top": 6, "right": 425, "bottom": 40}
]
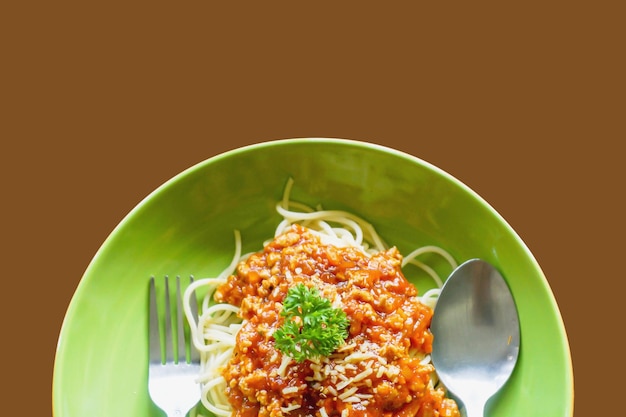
[{"left": 183, "top": 179, "right": 460, "bottom": 417}]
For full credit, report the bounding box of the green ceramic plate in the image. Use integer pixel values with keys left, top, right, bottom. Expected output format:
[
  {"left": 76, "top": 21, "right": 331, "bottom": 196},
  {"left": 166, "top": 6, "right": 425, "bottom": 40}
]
[{"left": 53, "top": 138, "right": 573, "bottom": 416}]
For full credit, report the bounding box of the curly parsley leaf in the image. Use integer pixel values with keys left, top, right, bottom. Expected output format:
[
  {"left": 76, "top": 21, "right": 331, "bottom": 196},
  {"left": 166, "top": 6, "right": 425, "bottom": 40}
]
[{"left": 274, "top": 284, "right": 349, "bottom": 363}]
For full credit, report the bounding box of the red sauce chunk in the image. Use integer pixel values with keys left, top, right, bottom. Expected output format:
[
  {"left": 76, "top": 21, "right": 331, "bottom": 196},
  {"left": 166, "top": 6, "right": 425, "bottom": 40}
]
[{"left": 215, "top": 224, "right": 460, "bottom": 417}]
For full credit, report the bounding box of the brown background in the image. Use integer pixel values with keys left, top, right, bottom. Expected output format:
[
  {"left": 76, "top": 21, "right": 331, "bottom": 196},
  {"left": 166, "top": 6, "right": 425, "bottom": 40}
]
[{"left": 2, "top": 1, "right": 624, "bottom": 416}]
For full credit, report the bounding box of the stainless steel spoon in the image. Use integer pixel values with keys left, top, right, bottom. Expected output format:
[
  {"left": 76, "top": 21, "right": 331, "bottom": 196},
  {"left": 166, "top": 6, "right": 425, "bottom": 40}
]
[{"left": 431, "top": 259, "right": 520, "bottom": 417}]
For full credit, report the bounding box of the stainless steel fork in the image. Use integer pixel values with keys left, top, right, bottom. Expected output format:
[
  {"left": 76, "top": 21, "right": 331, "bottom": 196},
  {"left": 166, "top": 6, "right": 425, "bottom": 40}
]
[{"left": 149, "top": 276, "right": 201, "bottom": 417}]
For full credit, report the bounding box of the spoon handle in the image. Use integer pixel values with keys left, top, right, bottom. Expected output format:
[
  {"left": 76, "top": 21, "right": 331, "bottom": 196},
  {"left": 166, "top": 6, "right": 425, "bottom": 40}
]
[{"left": 462, "top": 399, "right": 485, "bottom": 417}]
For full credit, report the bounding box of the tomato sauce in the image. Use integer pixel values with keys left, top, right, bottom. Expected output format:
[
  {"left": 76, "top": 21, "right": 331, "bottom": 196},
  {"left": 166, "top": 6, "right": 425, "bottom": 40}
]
[{"left": 215, "top": 224, "right": 459, "bottom": 417}]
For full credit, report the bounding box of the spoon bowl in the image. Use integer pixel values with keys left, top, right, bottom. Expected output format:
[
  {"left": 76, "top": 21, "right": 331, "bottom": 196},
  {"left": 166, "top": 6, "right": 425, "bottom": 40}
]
[{"left": 431, "top": 259, "right": 520, "bottom": 417}]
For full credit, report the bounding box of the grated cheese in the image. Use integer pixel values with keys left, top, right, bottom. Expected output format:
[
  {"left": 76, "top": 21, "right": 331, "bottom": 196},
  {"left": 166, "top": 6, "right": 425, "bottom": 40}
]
[
  {"left": 280, "top": 404, "right": 301, "bottom": 412},
  {"left": 281, "top": 386, "right": 299, "bottom": 395}
]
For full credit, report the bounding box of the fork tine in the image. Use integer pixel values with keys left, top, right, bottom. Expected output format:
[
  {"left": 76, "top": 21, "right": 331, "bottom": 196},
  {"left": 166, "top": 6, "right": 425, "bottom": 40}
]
[
  {"left": 175, "top": 276, "right": 187, "bottom": 364},
  {"left": 149, "top": 277, "right": 162, "bottom": 364},
  {"left": 163, "top": 276, "right": 174, "bottom": 363},
  {"left": 188, "top": 276, "right": 200, "bottom": 363},
  {"left": 151, "top": 276, "right": 199, "bottom": 365}
]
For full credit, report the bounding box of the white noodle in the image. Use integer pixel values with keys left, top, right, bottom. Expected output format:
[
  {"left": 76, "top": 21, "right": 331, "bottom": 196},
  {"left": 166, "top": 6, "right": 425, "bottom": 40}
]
[{"left": 183, "top": 178, "right": 457, "bottom": 416}]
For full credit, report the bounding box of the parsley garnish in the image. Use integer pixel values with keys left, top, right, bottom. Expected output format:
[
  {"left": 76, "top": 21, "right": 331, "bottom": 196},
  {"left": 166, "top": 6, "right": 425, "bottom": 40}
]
[{"left": 274, "top": 283, "right": 349, "bottom": 363}]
